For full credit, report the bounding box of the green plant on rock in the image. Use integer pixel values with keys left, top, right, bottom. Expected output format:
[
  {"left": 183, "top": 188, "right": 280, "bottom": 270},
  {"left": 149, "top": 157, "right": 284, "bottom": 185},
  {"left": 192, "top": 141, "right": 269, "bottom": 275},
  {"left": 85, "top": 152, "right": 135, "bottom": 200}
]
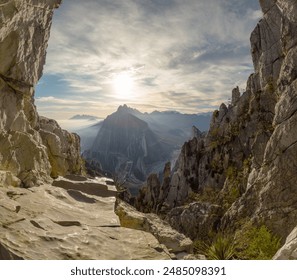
[
  {"left": 223, "top": 185, "right": 240, "bottom": 209},
  {"left": 194, "top": 234, "right": 235, "bottom": 260},
  {"left": 205, "top": 187, "right": 220, "bottom": 203},
  {"left": 226, "top": 165, "right": 236, "bottom": 180},
  {"left": 209, "top": 140, "right": 219, "bottom": 149},
  {"left": 229, "top": 123, "right": 240, "bottom": 136},
  {"left": 234, "top": 224, "right": 281, "bottom": 260},
  {"left": 207, "top": 234, "right": 236, "bottom": 260},
  {"left": 209, "top": 127, "right": 220, "bottom": 140},
  {"left": 222, "top": 166, "right": 241, "bottom": 210},
  {"left": 188, "top": 186, "right": 220, "bottom": 204},
  {"left": 243, "top": 156, "right": 252, "bottom": 171},
  {"left": 266, "top": 76, "right": 275, "bottom": 93},
  {"left": 193, "top": 220, "right": 281, "bottom": 260}
]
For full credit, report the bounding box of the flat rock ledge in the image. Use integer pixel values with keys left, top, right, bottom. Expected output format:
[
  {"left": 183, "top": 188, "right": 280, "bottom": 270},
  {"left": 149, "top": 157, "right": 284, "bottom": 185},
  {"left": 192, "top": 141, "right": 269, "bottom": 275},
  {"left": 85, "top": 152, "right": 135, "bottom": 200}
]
[{"left": 0, "top": 176, "right": 171, "bottom": 260}]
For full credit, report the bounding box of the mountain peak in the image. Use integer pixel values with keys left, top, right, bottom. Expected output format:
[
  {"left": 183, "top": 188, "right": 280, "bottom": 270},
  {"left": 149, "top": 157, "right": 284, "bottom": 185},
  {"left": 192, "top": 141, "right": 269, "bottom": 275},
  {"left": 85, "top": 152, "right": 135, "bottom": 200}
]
[
  {"left": 116, "top": 104, "right": 141, "bottom": 115},
  {"left": 117, "top": 104, "right": 129, "bottom": 112}
]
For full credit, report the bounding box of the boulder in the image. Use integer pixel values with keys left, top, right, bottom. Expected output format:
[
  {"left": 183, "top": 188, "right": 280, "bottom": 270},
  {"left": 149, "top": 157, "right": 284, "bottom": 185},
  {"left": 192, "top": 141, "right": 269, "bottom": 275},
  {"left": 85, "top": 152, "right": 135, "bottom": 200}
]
[{"left": 116, "top": 200, "right": 193, "bottom": 258}]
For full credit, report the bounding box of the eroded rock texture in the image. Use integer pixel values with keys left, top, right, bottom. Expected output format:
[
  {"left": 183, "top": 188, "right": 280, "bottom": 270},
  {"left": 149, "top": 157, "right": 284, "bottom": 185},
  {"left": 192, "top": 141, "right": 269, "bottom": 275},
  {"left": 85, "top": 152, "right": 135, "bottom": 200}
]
[
  {"left": 0, "top": 0, "right": 83, "bottom": 187},
  {"left": 137, "top": 0, "right": 297, "bottom": 247},
  {"left": 224, "top": 0, "right": 297, "bottom": 239},
  {"left": 0, "top": 177, "right": 171, "bottom": 259}
]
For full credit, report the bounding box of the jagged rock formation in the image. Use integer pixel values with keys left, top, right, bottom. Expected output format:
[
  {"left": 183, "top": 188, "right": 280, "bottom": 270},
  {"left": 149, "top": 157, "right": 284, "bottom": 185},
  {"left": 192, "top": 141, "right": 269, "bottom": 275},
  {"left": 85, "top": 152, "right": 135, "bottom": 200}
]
[
  {"left": 137, "top": 0, "right": 297, "bottom": 248},
  {"left": 0, "top": 0, "right": 83, "bottom": 188},
  {"left": 0, "top": 177, "right": 171, "bottom": 259},
  {"left": 223, "top": 0, "right": 297, "bottom": 239},
  {"left": 136, "top": 162, "right": 171, "bottom": 213}
]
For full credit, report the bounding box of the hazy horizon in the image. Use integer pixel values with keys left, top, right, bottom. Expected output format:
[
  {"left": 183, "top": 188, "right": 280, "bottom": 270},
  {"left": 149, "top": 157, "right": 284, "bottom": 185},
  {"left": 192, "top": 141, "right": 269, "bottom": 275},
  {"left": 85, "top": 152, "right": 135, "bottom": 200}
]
[{"left": 35, "top": 0, "right": 261, "bottom": 120}]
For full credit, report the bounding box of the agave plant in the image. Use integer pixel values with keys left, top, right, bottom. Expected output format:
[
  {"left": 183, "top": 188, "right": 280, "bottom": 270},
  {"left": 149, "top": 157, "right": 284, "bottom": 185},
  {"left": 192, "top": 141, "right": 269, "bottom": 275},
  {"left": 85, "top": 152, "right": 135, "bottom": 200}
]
[{"left": 206, "top": 234, "right": 235, "bottom": 260}]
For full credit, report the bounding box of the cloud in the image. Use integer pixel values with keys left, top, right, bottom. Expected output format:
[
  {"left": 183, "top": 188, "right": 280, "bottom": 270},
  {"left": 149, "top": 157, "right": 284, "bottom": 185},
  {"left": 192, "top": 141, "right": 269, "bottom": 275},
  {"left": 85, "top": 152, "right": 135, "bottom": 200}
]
[{"left": 36, "top": 0, "right": 261, "bottom": 119}]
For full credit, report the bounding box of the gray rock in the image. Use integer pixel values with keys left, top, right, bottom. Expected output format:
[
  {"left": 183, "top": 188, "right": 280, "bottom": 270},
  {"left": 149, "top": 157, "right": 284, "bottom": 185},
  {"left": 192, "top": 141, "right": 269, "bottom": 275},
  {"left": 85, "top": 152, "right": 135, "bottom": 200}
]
[
  {"left": 167, "top": 202, "right": 222, "bottom": 240},
  {"left": 192, "top": 126, "right": 201, "bottom": 138},
  {"left": 222, "top": 0, "right": 297, "bottom": 240},
  {"left": 0, "top": 0, "right": 83, "bottom": 187},
  {"left": 116, "top": 200, "right": 193, "bottom": 258},
  {"left": 231, "top": 87, "right": 240, "bottom": 106},
  {"left": 39, "top": 117, "right": 84, "bottom": 178},
  {"left": 0, "top": 177, "right": 171, "bottom": 260},
  {"left": 274, "top": 226, "right": 297, "bottom": 260}
]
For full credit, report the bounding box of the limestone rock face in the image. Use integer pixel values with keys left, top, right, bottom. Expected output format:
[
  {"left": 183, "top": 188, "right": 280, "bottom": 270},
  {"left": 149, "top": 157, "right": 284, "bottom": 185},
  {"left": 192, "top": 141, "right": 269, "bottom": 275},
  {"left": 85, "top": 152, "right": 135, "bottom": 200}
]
[
  {"left": 0, "top": 0, "right": 62, "bottom": 85},
  {"left": 39, "top": 117, "right": 85, "bottom": 178},
  {"left": 167, "top": 202, "right": 223, "bottom": 241},
  {"left": 0, "top": 0, "right": 83, "bottom": 187},
  {"left": 0, "top": 177, "right": 171, "bottom": 260},
  {"left": 222, "top": 0, "right": 297, "bottom": 239}
]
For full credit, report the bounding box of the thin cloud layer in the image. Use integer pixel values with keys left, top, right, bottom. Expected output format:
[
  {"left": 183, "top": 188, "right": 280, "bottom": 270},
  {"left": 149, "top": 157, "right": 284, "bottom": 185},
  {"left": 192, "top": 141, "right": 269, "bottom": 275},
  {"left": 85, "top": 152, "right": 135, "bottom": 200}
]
[{"left": 36, "top": 0, "right": 261, "bottom": 119}]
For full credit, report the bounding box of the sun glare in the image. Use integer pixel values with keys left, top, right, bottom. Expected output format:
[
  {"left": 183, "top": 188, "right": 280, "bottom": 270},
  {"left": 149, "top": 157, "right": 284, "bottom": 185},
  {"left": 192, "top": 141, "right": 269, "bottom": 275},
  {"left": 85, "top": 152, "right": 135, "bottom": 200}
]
[{"left": 113, "top": 72, "right": 134, "bottom": 99}]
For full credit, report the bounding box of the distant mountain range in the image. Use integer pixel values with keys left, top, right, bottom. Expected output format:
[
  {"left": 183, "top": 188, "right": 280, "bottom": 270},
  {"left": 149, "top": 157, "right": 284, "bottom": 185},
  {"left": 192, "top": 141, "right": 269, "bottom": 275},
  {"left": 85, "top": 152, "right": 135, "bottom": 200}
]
[
  {"left": 79, "top": 105, "right": 211, "bottom": 191},
  {"left": 70, "top": 114, "right": 100, "bottom": 121}
]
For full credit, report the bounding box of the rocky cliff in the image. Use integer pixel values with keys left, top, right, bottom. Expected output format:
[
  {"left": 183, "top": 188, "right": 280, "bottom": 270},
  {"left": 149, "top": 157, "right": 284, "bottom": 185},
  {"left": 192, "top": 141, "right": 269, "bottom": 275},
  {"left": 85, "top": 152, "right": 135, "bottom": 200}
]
[
  {"left": 137, "top": 0, "right": 297, "bottom": 250},
  {"left": 0, "top": 0, "right": 83, "bottom": 188}
]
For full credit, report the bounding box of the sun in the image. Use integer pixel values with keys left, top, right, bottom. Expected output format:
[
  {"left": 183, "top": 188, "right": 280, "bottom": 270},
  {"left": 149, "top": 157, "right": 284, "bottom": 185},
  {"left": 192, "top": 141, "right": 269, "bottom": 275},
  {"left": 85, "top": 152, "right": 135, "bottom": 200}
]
[{"left": 112, "top": 72, "right": 134, "bottom": 99}]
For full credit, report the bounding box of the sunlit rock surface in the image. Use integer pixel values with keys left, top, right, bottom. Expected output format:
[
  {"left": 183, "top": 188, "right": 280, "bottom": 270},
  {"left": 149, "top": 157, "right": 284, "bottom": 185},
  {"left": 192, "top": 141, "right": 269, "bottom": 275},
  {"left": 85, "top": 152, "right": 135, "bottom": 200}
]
[
  {"left": 0, "top": 177, "right": 171, "bottom": 259},
  {"left": 116, "top": 200, "right": 193, "bottom": 259},
  {"left": 0, "top": 0, "right": 83, "bottom": 187},
  {"left": 39, "top": 117, "right": 85, "bottom": 178},
  {"left": 274, "top": 226, "right": 297, "bottom": 260}
]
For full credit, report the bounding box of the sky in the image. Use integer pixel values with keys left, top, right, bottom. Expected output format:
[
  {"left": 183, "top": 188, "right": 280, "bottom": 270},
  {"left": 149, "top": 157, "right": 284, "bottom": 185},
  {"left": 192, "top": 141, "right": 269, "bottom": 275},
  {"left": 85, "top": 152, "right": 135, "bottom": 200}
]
[{"left": 35, "top": 0, "right": 262, "bottom": 120}]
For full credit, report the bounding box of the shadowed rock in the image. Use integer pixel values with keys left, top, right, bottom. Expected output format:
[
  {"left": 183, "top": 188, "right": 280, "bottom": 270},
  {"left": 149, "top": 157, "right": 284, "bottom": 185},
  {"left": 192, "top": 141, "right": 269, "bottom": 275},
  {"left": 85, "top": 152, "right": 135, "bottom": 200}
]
[{"left": 53, "top": 177, "right": 117, "bottom": 198}]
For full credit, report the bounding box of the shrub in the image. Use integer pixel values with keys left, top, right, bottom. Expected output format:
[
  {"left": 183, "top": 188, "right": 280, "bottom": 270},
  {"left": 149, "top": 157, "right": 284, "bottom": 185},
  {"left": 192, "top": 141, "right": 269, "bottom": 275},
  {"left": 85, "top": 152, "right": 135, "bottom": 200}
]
[
  {"left": 234, "top": 224, "right": 281, "bottom": 260},
  {"left": 194, "top": 234, "right": 235, "bottom": 260},
  {"left": 194, "top": 223, "right": 281, "bottom": 260}
]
